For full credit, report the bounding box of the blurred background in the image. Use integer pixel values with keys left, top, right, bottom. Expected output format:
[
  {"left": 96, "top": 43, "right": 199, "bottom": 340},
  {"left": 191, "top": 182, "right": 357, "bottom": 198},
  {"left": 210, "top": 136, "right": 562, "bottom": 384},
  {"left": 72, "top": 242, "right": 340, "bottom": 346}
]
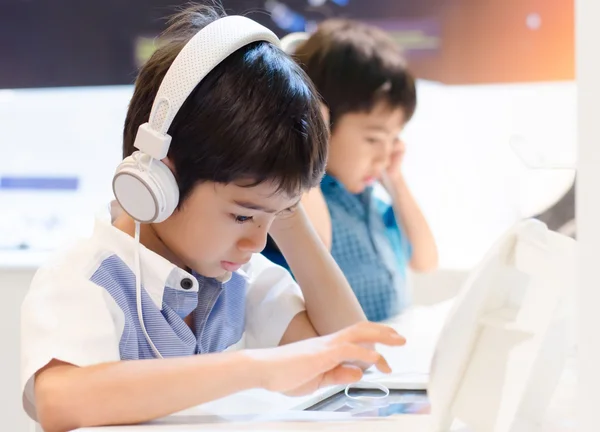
[
  {"left": 0, "top": 0, "right": 575, "bottom": 87},
  {"left": 0, "top": 0, "right": 576, "bottom": 271},
  {"left": 0, "top": 1, "right": 576, "bottom": 430}
]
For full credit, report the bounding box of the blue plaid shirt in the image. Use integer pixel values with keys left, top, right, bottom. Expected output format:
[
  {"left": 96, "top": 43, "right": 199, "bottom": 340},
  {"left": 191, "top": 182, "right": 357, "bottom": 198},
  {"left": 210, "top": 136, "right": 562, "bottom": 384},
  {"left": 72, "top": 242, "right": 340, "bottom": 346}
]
[{"left": 262, "top": 174, "right": 412, "bottom": 322}]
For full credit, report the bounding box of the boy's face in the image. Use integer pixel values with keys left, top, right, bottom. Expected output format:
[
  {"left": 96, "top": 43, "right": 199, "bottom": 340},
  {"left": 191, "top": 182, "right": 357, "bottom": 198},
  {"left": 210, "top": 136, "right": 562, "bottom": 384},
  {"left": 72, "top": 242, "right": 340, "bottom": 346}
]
[
  {"left": 153, "top": 181, "right": 301, "bottom": 279},
  {"left": 327, "top": 102, "right": 406, "bottom": 193}
]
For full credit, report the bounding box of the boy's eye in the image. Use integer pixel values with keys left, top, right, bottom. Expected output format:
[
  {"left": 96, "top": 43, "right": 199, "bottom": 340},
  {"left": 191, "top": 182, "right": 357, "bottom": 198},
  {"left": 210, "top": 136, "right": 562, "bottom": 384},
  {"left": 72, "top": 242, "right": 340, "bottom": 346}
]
[{"left": 233, "top": 215, "right": 253, "bottom": 224}]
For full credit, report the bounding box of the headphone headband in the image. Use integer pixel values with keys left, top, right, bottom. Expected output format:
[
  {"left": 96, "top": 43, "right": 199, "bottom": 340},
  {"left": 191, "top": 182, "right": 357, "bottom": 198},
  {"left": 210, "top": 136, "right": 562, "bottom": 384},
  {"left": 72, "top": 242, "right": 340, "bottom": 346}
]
[
  {"left": 280, "top": 32, "right": 309, "bottom": 55},
  {"left": 134, "top": 16, "right": 281, "bottom": 160}
]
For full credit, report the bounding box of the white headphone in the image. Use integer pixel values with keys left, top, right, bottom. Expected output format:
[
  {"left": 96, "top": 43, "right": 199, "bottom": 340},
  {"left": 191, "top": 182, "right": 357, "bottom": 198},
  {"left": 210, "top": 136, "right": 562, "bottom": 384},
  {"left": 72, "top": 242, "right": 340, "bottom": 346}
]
[
  {"left": 280, "top": 32, "right": 309, "bottom": 55},
  {"left": 112, "top": 16, "right": 281, "bottom": 224}
]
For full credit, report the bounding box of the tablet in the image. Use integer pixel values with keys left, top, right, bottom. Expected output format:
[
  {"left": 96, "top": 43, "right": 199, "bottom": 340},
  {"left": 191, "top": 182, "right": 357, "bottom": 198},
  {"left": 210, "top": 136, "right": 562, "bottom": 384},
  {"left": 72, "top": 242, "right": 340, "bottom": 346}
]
[{"left": 304, "top": 387, "right": 430, "bottom": 418}]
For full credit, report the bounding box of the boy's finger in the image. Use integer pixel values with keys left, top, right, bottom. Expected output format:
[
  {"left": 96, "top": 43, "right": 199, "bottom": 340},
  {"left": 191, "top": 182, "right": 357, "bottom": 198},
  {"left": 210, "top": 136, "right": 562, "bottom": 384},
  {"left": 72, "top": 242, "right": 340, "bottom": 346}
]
[
  {"left": 374, "top": 354, "right": 392, "bottom": 374},
  {"left": 338, "top": 322, "right": 406, "bottom": 346},
  {"left": 331, "top": 343, "right": 385, "bottom": 368},
  {"left": 320, "top": 364, "right": 363, "bottom": 388}
]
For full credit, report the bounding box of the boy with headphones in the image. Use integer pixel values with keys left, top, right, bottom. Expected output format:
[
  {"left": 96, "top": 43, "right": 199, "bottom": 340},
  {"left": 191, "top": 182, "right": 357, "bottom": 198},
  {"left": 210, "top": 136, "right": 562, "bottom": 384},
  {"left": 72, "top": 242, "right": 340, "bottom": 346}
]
[{"left": 20, "top": 5, "right": 404, "bottom": 431}]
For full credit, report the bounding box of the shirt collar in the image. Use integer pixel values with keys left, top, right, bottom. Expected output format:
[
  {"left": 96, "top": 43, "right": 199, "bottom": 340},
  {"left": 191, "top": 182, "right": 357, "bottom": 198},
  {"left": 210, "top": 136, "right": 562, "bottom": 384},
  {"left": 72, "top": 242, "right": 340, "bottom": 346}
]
[
  {"left": 322, "top": 173, "right": 374, "bottom": 201},
  {"left": 322, "top": 173, "right": 341, "bottom": 190},
  {"left": 91, "top": 204, "right": 199, "bottom": 308}
]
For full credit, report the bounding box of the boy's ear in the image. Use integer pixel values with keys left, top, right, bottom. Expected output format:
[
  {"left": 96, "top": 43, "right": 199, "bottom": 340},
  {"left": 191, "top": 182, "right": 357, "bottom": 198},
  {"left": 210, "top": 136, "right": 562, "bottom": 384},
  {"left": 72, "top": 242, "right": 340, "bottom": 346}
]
[
  {"left": 161, "top": 157, "right": 176, "bottom": 173},
  {"left": 319, "top": 103, "right": 330, "bottom": 124}
]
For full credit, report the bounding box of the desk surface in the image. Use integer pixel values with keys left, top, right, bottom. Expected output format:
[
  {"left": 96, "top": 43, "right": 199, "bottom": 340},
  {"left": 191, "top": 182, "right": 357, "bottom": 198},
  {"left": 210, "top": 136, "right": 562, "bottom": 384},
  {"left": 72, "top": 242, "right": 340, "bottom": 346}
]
[{"left": 78, "top": 301, "right": 576, "bottom": 431}]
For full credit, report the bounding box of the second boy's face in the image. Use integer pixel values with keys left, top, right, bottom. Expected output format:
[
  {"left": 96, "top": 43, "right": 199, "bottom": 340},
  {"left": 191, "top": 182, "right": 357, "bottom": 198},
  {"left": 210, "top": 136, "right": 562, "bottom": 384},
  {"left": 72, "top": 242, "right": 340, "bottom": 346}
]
[
  {"left": 327, "top": 102, "right": 406, "bottom": 194},
  {"left": 153, "top": 181, "right": 301, "bottom": 279}
]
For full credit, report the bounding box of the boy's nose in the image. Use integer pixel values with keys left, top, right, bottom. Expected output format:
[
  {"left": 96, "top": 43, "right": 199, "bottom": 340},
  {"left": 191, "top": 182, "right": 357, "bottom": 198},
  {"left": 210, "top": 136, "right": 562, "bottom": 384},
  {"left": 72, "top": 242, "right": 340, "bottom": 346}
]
[{"left": 237, "top": 228, "right": 269, "bottom": 253}]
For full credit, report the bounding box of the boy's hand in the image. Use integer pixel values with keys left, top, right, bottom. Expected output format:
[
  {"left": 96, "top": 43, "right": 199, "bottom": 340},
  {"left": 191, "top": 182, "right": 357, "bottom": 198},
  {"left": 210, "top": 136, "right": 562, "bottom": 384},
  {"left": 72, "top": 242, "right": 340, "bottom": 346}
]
[
  {"left": 247, "top": 321, "right": 405, "bottom": 396},
  {"left": 385, "top": 138, "right": 406, "bottom": 181}
]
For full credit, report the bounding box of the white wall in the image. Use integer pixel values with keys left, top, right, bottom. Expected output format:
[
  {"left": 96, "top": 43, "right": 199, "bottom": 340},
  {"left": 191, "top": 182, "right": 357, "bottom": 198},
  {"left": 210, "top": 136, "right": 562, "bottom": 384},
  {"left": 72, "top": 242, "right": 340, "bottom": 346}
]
[
  {"left": 402, "top": 80, "right": 576, "bottom": 269},
  {"left": 0, "top": 86, "right": 131, "bottom": 256},
  {"left": 576, "top": 0, "right": 600, "bottom": 430},
  {"left": 0, "top": 268, "right": 36, "bottom": 432}
]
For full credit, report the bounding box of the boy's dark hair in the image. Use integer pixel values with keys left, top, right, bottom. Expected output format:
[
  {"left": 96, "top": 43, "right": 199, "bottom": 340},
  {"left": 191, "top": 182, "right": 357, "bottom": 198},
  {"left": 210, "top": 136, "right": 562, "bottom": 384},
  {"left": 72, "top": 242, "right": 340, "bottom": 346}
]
[
  {"left": 294, "top": 19, "right": 417, "bottom": 128},
  {"left": 123, "top": 4, "right": 328, "bottom": 206}
]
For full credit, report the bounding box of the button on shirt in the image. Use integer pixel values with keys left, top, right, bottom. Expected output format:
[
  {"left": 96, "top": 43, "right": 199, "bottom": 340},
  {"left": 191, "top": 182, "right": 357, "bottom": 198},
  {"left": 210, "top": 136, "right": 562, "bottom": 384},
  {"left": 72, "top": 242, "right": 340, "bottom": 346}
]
[{"left": 21, "top": 205, "right": 305, "bottom": 421}]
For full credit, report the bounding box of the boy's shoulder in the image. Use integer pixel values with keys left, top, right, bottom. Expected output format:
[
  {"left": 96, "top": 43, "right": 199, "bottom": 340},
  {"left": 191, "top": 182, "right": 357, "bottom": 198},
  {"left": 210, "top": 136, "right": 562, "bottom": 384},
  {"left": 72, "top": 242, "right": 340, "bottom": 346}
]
[
  {"left": 30, "top": 202, "right": 136, "bottom": 289},
  {"left": 29, "top": 211, "right": 126, "bottom": 285},
  {"left": 28, "top": 232, "right": 112, "bottom": 295}
]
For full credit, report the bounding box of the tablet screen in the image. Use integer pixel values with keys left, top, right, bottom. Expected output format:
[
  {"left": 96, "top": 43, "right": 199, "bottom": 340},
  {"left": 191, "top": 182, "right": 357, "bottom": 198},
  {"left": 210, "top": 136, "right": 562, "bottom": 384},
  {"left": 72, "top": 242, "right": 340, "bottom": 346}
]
[{"left": 305, "top": 389, "right": 431, "bottom": 417}]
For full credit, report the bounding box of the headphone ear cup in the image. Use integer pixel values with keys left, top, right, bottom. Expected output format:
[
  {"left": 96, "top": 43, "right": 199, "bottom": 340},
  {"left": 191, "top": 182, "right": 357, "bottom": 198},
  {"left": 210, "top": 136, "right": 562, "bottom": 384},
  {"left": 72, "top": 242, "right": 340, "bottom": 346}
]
[
  {"left": 113, "top": 152, "right": 179, "bottom": 223},
  {"left": 148, "top": 157, "right": 179, "bottom": 222}
]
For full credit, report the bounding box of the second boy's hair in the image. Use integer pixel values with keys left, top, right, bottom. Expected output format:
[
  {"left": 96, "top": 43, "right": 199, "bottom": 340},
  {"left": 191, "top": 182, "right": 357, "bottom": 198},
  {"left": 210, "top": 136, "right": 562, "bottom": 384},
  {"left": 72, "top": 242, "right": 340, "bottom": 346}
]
[
  {"left": 294, "top": 19, "right": 417, "bottom": 128},
  {"left": 123, "top": 4, "right": 328, "bottom": 206}
]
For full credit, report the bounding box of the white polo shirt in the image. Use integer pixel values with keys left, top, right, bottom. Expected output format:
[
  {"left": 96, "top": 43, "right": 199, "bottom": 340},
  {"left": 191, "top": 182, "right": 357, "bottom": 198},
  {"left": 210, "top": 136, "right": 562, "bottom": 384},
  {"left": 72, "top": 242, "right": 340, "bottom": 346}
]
[{"left": 21, "top": 205, "right": 305, "bottom": 421}]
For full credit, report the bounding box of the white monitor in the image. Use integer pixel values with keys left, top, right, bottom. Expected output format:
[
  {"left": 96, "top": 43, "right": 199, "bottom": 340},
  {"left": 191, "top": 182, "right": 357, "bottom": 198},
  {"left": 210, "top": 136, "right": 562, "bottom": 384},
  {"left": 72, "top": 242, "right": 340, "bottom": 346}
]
[{"left": 426, "top": 218, "right": 574, "bottom": 431}]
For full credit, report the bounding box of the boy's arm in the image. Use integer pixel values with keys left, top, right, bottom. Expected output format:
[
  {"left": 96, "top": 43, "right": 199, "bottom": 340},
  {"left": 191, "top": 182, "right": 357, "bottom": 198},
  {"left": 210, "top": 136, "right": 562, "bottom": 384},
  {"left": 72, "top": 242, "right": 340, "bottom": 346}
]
[
  {"left": 34, "top": 322, "right": 404, "bottom": 432},
  {"left": 269, "top": 203, "right": 367, "bottom": 339},
  {"left": 34, "top": 353, "right": 257, "bottom": 432},
  {"left": 300, "top": 187, "right": 332, "bottom": 249},
  {"left": 381, "top": 170, "right": 439, "bottom": 272}
]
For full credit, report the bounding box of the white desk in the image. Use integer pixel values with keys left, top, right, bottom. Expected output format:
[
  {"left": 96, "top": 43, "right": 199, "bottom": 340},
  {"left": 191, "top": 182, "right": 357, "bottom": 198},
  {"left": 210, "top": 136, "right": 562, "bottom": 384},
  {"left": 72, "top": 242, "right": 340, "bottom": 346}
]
[{"left": 77, "top": 301, "right": 576, "bottom": 431}]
